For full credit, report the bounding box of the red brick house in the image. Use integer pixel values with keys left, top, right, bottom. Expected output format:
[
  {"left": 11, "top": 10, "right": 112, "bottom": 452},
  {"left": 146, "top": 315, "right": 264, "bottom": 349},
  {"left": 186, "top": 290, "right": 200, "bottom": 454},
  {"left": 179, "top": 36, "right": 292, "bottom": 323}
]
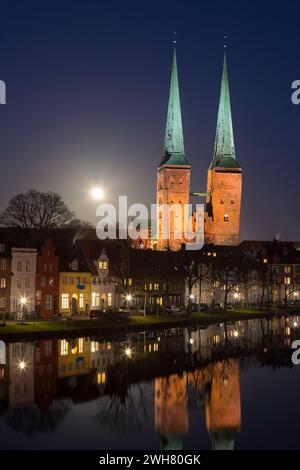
[{"left": 36, "top": 239, "right": 59, "bottom": 318}]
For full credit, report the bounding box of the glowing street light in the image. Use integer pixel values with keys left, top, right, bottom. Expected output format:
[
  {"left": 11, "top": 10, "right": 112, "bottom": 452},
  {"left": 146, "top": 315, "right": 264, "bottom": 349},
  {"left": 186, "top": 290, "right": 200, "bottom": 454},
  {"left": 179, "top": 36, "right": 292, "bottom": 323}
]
[
  {"left": 126, "top": 294, "right": 133, "bottom": 303},
  {"left": 233, "top": 330, "right": 239, "bottom": 338},
  {"left": 189, "top": 294, "right": 194, "bottom": 300},
  {"left": 90, "top": 187, "right": 104, "bottom": 201},
  {"left": 18, "top": 360, "right": 27, "bottom": 371},
  {"left": 124, "top": 347, "right": 132, "bottom": 358}
]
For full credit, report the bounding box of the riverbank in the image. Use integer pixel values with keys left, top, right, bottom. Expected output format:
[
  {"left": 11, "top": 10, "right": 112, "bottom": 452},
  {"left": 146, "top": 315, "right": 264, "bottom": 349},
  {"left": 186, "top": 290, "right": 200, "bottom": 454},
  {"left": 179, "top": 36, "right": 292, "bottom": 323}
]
[{"left": 0, "top": 308, "right": 297, "bottom": 341}]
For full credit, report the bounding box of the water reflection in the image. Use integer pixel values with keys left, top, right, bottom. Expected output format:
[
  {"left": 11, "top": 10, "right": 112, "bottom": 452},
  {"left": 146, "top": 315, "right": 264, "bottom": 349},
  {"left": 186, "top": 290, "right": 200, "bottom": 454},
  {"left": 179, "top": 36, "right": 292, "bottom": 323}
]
[{"left": 0, "top": 314, "right": 298, "bottom": 449}]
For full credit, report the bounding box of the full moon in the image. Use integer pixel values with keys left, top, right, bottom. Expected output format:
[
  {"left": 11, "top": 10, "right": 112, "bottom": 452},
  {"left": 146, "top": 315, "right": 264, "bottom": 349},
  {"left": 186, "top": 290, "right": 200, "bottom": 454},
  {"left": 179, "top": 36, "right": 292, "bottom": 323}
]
[{"left": 90, "top": 187, "right": 104, "bottom": 201}]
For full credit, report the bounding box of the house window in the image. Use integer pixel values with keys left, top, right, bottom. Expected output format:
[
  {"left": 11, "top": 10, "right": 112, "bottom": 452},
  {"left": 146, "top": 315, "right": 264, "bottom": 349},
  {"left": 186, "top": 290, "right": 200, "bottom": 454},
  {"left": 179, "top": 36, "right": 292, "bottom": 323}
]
[
  {"left": 92, "top": 292, "right": 100, "bottom": 308},
  {"left": 44, "top": 341, "right": 52, "bottom": 356},
  {"left": 82, "top": 276, "right": 87, "bottom": 284},
  {"left": 79, "top": 293, "right": 84, "bottom": 309},
  {"left": 284, "top": 276, "right": 291, "bottom": 285},
  {"left": 78, "top": 337, "right": 84, "bottom": 354},
  {"left": 284, "top": 266, "right": 291, "bottom": 274},
  {"left": 17, "top": 260, "right": 22, "bottom": 272},
  {"left": 107, "top": 293, "right": 112, "bottom": 307},
  {"left": 49, "top": 277, "right": 54, "bottom": 287},
  {"left": 0, "top": 259, "right": 7, "bottom": 270},
  {"left": 263, "top": 258, "right": 268, "bottom": 264},
  {"left": 25, "top": 278, "right": 30, "bottom": 289},
  {"left": 224, "top": 214, "right": 229, "bottom": 222},
  {"left": 16, "top": 279, "right": 22, "bottom": 289},
  {"left": 63, "top": 276, "right": 68, "bottom": 285},
  {"left": 99, "top": 260, "right": 107, "bottom": 270},
  {"left": 149, "top": 283, "right": 153, "bottom": 291},
  {"left": 69, "top": 276, "right": 74, "bottom": 285},
  {"left": 41, "top": 277, "right": 46, "bottom": 287},
  {"left": 71, "top": 260, "right": 79, "bottom": 271},
  {"left": 25, "top": 260, "right": 31, "bottom": 272},
  {"left": 0, "top": 297, "right": 6, "bottom": 308},
  {"left": 0, "top": 244, "right": 4, "bottom": 252},
  {"left": 60, "top": 339, "right": 68, "bottom": 356},
  {"left": 36, "top": 290, "right": 41, "bottom": 301},
  {"left": 213, "top": 252, "right": 217, "bottom": 257},
  {"left": 128, "top": 278, "right": 132, "bottom": 286},
  {"left": 49, "top": 264, "right": 52, "bottom": 272},
  {"left": 44, "top": 263, "right": 47, "bottom": 272},
  {"left": 45, "top": 295, "right": 53, "bottom": 310},
  {"left": 61, "top": 293, "right": 69, "bottom": 309},
  {"left": 97, "top": 371, "right": 106, "bottom": 385},
  {"left": 0, "top": 278, "right": 6, "bottom": 288},
  {"left": 154, "top": 283, "right": 159, "bottom": 291}
]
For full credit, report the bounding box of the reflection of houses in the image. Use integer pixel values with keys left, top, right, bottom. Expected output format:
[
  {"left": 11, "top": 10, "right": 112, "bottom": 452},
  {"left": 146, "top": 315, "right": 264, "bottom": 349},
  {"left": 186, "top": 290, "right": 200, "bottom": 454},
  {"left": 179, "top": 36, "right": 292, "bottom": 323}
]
[
  {"left": 58, "top": 246, "right": 91, "bottom": 316},
  {"left": 155, "top": 374, "right": 188, "bottom": 450},
  {"left": 204, "top": 360, "right": 241, "bottom": 450},
  {"left": 90, "top": 340, "right": 115, "bottom": 392},
  {"left": 10, "top": 248, "right": 37, "bottom": 316},
  {"left": 8, "top": 342, "right": 35, "bottom": 408},
  {"left": 58, "top": 337, "right": 91, "bottom": 379},
  {"left": 34, "top": 340, "right": 58, "bottom": 411}
]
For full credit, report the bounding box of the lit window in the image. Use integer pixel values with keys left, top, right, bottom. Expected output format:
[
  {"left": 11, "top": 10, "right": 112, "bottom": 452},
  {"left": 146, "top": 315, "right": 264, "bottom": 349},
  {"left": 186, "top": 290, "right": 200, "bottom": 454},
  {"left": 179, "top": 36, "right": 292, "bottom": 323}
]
[
  {"left": 71, "top": 260, "right": 79, "bottom": 271},
  {"left": 149, "top": 283, "right": 153, "bottom": 291},
  {"left": 154, "top": 283, "right": 159, "bottom": 291},
  {"left": 0, "top": 278, "right": 6, "bottom": 288},
  {"left": 79, "top": 293, "right": 84, "bottom": 309},
  {"left": 284, "top": 266, "right": 291, "bottom": 274},
  {"left": 107, "top": 293, "right": 112, "bottom": 307},
  {"left": 224, "top": 214, "right": 229, "bottom": 222},
  {"left": 16, "top": 279, "right": 22, "bottom": 289},
  {"left": 49, "top": 277, "right": 54, "bottom": 287},
  {"left": 153, "top": 343, "right": 159, "bottom": 352},
  {"left": 45, "top": 295, "right": 53, "bottom": 310},
  {"left": 97, "top": 371, "right": 106, "bottom": 384},
  {"left": 0, "top": 297, "right": 6, "bottom": 308},
  {"left": 60, "top": 339, "right": 68, "bottom": 356},
  {"left": 213, "top": 252, "right": 217, "bottom": 257},
  {"left": 78, "top": 338, "right": 84, "bottom": 354},
  {"left": 61, "top": 293, "right": 69, "bottom": 309},
  {"left": 128, "top": 278, "right": 132, "bottom": 286},
  {"left": 91, "top": 341, "right": 99, "bottom": 353},
  {"left": 0, "top": 259, "right": 7, "bottom": 270},
  {"left": 284, "top": 276, "right": 291, "bottom": 285},
  {"left": 263, "top": 259, "right": 268, "bottom": 264},
  {"left": 99, "top": 260, "right": 108, "bottom": 270},
  {"left": 25, "top": 260, "right": 31, "bottom": 272}
]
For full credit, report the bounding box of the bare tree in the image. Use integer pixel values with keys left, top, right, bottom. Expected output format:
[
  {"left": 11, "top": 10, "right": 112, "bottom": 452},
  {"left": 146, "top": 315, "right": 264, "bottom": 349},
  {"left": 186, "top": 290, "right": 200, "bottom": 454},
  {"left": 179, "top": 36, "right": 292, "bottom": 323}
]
[{"left": 0, "top": 189, "right": 74, "bottom": 230}]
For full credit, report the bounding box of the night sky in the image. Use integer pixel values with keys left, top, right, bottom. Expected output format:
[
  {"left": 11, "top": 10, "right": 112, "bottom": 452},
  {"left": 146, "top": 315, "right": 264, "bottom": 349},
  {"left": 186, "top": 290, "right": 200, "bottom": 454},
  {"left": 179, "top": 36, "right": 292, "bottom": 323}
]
[{"left": 0, "top": 0, "right": 299, "bottom": 241}]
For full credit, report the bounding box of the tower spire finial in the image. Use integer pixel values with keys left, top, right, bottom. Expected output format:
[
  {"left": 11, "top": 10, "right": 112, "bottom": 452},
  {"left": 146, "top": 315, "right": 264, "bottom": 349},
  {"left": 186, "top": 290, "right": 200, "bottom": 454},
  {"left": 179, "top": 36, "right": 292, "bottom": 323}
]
[
  {"left": 224, "top": 34, "right": 227, "bottom": 49},
  {"left": 173, "top": 31, "right": 177, "bottom": 46}
]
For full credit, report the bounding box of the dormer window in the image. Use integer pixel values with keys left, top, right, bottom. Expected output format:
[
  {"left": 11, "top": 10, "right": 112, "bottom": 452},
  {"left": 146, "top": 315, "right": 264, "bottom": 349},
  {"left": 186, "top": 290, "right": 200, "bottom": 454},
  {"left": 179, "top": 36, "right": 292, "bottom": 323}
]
[
  {"left": 99, "top": 260, "right": 108, "bottom": 270},
  {"left": 71, "top": 259, "right": 79, "bottom": 271}
]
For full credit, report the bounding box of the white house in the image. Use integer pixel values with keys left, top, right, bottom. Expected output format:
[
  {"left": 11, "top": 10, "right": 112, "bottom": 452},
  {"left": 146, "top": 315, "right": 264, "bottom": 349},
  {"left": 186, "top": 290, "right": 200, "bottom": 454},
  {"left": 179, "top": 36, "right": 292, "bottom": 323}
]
[{"left": 10, "top": 248, "right": 38, "bottom": 317}]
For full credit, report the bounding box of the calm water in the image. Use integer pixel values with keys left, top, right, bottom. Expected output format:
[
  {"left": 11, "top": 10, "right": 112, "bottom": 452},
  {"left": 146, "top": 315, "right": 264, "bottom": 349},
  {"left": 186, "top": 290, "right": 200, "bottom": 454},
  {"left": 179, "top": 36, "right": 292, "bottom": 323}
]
[{"left": 0, "top": 315, "right": 299, "bottom": 450}]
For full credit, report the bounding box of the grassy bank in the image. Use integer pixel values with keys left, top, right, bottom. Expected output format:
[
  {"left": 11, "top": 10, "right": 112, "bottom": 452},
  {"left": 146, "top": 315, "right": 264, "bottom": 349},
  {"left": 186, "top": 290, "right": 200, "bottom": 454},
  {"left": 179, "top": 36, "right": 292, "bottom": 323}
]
[{"left": 0, "top": 308, "right": 296, "bottom": 339}]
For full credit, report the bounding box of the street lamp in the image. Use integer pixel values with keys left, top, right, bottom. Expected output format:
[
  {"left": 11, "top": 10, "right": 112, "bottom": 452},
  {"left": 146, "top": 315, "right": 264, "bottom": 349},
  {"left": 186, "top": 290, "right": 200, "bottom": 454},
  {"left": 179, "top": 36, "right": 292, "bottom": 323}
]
[
  {"left": 18, "top": 296, "right": 28, "bottom": 324},
  {"left": 18, "top": 360, "right": 27, "bottom": 371},
  {"left": 124, "top": 347, "right": 132, "bottom": 358}
]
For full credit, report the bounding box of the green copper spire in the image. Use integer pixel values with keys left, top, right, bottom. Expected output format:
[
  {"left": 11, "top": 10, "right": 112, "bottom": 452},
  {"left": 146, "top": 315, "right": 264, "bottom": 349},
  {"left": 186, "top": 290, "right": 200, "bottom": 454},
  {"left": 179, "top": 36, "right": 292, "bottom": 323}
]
[
  {"left": 210, "top": 53, "right": 240, "bottom": 169},
  {"left": 160, "top": 48, "right": 189, "bottom": 166}
]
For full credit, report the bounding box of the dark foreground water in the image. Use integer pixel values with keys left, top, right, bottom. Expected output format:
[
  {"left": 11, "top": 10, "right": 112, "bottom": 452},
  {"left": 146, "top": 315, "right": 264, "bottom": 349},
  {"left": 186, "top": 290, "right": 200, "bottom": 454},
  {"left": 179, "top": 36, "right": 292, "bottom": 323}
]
[{"left": 0, "top": 315, "right": 299, "bottom": 450}]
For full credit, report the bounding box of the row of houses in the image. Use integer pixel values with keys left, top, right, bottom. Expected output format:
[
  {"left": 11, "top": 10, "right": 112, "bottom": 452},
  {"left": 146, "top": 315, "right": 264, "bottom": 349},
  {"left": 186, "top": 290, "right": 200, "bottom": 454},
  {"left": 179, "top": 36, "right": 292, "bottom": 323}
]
[{"left": 0, "top": 228, "right": 300, "bottom": 318}]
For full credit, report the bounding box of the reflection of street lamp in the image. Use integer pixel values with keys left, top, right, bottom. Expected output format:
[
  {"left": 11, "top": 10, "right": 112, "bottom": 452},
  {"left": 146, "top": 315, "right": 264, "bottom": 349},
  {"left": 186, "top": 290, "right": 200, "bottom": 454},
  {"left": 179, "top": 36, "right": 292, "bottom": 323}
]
[
  {"left": 233, "top": 330, "right": 239, "bottom": 338},
  {"left": 18, "top": 360, "right": 27, "bottom": 371},
  {"left": 124, "top": 347, "right": 132, "bottom": 358}
]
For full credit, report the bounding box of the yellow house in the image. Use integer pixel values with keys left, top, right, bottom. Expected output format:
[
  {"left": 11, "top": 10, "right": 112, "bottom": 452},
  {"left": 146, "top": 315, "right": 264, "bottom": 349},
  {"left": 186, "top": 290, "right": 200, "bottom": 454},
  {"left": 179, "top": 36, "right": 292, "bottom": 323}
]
[{"left": 59, "top": 255, "right": 91, "bottom": 316}]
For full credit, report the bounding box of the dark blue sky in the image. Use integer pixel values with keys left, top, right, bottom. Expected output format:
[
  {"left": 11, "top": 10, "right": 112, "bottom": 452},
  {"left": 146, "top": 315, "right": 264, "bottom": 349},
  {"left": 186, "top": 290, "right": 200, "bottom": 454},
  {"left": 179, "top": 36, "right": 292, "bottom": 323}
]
[{"left": 0, "top": 0, "right": 299, "bottom": 241}]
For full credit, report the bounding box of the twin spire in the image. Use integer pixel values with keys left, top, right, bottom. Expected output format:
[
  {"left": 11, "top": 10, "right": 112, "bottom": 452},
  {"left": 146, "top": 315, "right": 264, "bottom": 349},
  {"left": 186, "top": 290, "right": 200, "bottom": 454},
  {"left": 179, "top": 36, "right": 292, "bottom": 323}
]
[
  {"left": 161, "top": 46, "right": 239, "bottom": 169},
  {"left": 161, "top": 47, "right": 188, "bottom": 166}
]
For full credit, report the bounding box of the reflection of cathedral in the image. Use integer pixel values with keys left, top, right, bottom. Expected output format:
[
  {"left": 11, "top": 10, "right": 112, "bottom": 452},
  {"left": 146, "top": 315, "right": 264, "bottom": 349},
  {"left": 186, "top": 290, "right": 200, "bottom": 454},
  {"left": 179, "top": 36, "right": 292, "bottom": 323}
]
[
  {"left": 155, "top": 374, "right": 188, "bottom": 450},
  {"left": 204, "top": 360, "right": 241, "bottom": 450}
]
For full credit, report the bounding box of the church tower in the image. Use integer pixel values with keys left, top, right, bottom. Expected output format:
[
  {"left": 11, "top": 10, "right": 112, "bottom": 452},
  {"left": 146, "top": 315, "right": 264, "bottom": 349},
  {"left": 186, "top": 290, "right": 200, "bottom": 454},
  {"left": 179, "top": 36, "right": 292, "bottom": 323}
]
[
  {"left": 156, "top": 47, "right": 191, "bottom": 251},
  {"left": 205, "top": 52, "right": 242, "bottom": 246}
]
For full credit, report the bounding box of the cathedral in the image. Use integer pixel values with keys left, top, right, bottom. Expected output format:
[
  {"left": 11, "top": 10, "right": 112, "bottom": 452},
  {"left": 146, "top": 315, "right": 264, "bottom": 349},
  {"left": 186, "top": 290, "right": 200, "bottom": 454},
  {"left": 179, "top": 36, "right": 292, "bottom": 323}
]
[{"left": 154, "top": 46, "right": 242, "bottom": 251}]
